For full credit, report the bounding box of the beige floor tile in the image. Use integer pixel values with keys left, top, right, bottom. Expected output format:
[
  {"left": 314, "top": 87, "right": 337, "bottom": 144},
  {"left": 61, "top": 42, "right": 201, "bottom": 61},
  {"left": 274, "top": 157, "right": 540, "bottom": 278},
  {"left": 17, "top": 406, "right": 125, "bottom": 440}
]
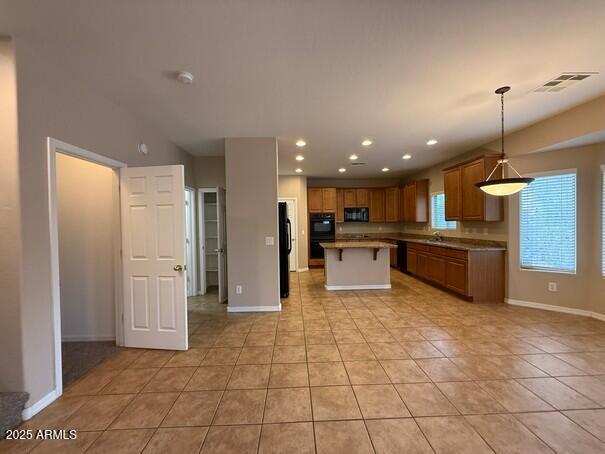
[
  {"left": 264, "top": 387, "right": 312, "bottom": 423},
  {"left": 484, "top": 355, "right": 547, "bottom": 378},
  {"left": 400, "top": 341, "right": 444, "bottom": 359},
  {"left": 269, "top": 363, "right": 309, "bottom": 387},
  {"left": 380, "top": 359, "right": 429, "bottom": 383},
  {"left": 558, "top": 376, "right": 605, "bottom": 406},
  {"left": 165, "top": 348, "right": 208, "bottom": 367},
  {"left": 29, "top": 431, "right": 101, "bottom": 454},
  {"left": 245, "top": 331, "right": 276, "bottom": 347},
  {"left": 449, "top": 356, "right": 510, "bottom": 379},
  {"left": 563, "top": 409, "right": 605, "bottom": 441},
  {"left": 161, "top": 390, "right": 222, "bottom": 426},
  {"left": 129, "top": 350, "right": 175, "bottom": 368},
  {"left": 96, "top": 349, "right": 143, "bottom": 370},
  {"left": 344, "top": 360, "right": 390, "bottom": 384},
  {"left": 477, "top": 379, "right": 553, "bottom": 412},
  {"left": 214, "top": 332, "right": 248, "bottom": 348},
  {"left": 185, "top": 365, "right": 233, "bottom": 391},
  {"left": 272, "top": 345, "right": 307, "bottom": 363},
  {"left": 86, "top": 428, "right": 154, "bottom": 454},
  {"left": 515, "top": 411, "right": 605, "bottom": 454},
  {"left": 522, "top": 354, "right": 588, "bottom": 376},
  {"left": 466, "top": 414, "right": 554, "bottom": 454},
  {"left": 395, "top": 382, "right": 458, "bottom": 416},
  {"left": 416, "top": 416, "right": 494, "bottom": 454},
  {"left": 517, "top": 377, "right": 600, "bottom": 410},
  {"left": 200, "top": 425, "right": 261, "bottom": 454},
  {"left": 143, "top": 427, "right": 208, "bottom": 454},
  {"left": 523, "top": 337, "right": 577, "bottom": 353},
  {"left": 307, "top": 344, "right": 342, "bottom": 362},
  {"left": 311, "top": 386, "right": 362, "bottom": 421},
  {"left": 237, "top": 346, "right": 274, "bottom": 364},
  {"left": 388, "top": 328, "right": 425, "bottom": 341},
  {"left": 416, "top": 358, "right": 468, "bottom": 382},
  {"left": 360, "top": 328, "right": 396, "bottom": 343},
  {"left": 19, "top": 396, "right": 88, "bottom": 430},
  {"left": 227, "top": 364, "right": 271, "bottom": 389},
  {"left": 110, "top": 392, "right": 179, "bottom": 429},
  {"left": 337, "top": 343, "right": 376, "bottom": 361},
  {"left": 366, "top": 418, "right": 433, "bottom": 454},
  {"left": 100, "top": 368, "right": 158, "bottom": 394},
  {"left": 305, "top": 330, "right": 336, "bottom": 345},
  {"left": 437, "top": 381, "right": 505, "bottom": 414},
  {"left": 333, "top": 329, "right": 366, "bottom": 344},
  {"left": 353, "top": 384, "right": 410, "bottom": 419},
  {"left": 63, "top": 369, "right": 122, "bottom": 396},
  {"left": 554, "top": 352, "right": 605, "bottom": 374},
  {"left": 275, "top": 331, "right": 305, "bottom": 346},
  {"left": 314, "top": 420, "right": 374, "bottom": 454},
  {"left": 308, "top": 362, "right": 350, "bottom": 386},
  {"left": 368, "top": 342, "right": 409, "bottom": 360},
  {"left": 142, "top": 367, "right": 196, "bottom": 392},
  {"left": 258, "top": 422, "right": 315, "bottom": 454},
  {"left": 201, "top": 348, "right": 241, "bottom": 365},
  {"left": 64, "top": 394, "right": 134, "bottom": 431},
  {"left": 213, "top": 389, "right": 267, "bottom": 425}
]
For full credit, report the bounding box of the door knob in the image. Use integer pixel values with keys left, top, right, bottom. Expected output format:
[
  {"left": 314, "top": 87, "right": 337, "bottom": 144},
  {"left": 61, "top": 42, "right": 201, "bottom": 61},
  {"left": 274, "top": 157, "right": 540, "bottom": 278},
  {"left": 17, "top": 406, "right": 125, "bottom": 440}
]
[{"left": 173, "top": 265, "right": 183, "bottom": 271}]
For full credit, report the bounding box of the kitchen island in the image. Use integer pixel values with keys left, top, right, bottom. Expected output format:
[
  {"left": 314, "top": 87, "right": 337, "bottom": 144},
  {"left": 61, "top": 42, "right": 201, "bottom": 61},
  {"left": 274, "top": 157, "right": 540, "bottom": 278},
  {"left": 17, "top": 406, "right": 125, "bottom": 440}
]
[{"left": 320, "top": 241, "right": 397, "bottom": 290}]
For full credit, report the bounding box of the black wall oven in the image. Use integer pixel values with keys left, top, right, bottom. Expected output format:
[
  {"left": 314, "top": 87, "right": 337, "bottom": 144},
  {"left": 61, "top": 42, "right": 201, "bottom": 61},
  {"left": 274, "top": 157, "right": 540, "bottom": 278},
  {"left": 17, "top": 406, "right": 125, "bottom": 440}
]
[{"left": 310, "top": 212, "right": 335, "bottom": 259}]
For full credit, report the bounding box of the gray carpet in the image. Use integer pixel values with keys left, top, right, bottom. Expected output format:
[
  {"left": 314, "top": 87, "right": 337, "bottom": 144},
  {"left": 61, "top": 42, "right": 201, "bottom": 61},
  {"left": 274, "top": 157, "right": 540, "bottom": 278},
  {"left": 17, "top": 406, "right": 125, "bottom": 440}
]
[
  {"left": 1, "top": 392, "right": 29, "bottom": 438},
  {"left": 62, "top": 341, "right": 116, "bottom": 387}
]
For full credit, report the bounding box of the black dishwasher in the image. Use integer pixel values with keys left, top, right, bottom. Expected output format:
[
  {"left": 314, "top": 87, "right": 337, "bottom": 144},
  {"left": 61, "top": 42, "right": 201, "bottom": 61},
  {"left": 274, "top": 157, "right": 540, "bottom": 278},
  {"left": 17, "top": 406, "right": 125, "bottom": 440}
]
[{"left": 396, "top": 240, "right": 407, "bottom": 273}]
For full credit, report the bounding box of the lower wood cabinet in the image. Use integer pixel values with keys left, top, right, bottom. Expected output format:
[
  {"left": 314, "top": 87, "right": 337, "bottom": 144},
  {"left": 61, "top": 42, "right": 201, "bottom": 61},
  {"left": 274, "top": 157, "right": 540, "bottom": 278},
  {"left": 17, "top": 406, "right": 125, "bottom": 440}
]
[{"left": 406, "top": 242, "right": 504, "bottom": 303}]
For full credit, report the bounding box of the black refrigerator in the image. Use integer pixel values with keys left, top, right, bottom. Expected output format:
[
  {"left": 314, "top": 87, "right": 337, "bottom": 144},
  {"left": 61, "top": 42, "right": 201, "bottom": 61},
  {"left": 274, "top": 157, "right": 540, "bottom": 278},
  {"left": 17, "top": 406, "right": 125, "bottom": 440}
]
[{"left": 278, "top": 202, "right": 292, "bottom": 298}]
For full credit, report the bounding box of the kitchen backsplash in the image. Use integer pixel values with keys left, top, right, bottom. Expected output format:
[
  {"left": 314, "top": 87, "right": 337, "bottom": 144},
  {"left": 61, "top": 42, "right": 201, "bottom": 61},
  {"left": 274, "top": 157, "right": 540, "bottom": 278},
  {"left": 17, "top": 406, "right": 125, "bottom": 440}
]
[{"left": 336, "top": 222, "right": 406, "bottom": 235}]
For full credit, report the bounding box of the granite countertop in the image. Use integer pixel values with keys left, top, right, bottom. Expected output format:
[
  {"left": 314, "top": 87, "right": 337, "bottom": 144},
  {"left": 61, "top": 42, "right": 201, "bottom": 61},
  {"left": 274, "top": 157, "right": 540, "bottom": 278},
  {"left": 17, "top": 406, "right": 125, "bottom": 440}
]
[
  {"left": 334, "top": 233, "right": 506, "bottom": 252},
  {"left": 320, "top": 241, "right": 397, "bottom": 249}
]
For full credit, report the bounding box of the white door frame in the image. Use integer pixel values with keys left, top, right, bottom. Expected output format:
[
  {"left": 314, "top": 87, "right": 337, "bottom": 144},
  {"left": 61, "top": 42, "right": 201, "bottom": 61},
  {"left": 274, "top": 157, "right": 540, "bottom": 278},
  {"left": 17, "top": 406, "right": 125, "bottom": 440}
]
[
  {"left": 197, "top": 188, "right": 214, "bottom": 295},
  {"left": 279, "top": 197, "right": 298, "bottom": 272},
  {"left": 47, "top": 137, "right": 126, "bottom": 403},
  {"left": 184, "top": 186, "right": 198, "bottom": 297}
]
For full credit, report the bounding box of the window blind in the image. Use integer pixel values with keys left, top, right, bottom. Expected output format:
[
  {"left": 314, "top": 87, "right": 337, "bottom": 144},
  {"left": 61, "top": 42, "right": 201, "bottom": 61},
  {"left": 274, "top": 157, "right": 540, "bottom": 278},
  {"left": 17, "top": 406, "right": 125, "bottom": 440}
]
[
  {"left": 431, "top": 193, "right": 456, "bottom": 230},
  {"left": 520, "top": 172, "right": 576, "bottom": 273}
]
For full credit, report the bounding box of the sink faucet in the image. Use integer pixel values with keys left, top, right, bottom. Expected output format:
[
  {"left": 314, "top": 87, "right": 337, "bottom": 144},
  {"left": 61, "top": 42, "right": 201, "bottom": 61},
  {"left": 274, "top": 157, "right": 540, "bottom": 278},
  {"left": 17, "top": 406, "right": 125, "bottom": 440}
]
[{"left": 431, "top": 231, "right": 443, "bottom": 242}]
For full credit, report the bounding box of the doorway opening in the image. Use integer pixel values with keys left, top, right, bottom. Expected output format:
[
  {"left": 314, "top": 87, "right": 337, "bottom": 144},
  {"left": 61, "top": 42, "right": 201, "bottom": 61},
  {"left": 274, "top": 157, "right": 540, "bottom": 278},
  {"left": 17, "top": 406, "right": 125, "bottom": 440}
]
[
  {"left": 279, "top": 197, "right": 298, "bottom": 272},
  {"left": 185, "top": 187, "right": 198, "bottom": 297}
]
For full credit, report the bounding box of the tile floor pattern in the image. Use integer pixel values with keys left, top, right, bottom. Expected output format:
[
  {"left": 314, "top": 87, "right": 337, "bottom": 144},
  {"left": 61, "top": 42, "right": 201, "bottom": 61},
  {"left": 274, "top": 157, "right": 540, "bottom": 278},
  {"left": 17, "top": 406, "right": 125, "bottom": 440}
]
[{"left": 3, "top": 270, "right": 605, "bottom": 453}]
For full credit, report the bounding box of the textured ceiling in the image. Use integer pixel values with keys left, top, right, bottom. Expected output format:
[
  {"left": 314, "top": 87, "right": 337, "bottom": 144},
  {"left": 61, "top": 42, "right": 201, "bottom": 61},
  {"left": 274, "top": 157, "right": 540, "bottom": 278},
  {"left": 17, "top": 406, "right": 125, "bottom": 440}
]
[{"left": 2, "top": 0, "right": 605, "bottom": 177}]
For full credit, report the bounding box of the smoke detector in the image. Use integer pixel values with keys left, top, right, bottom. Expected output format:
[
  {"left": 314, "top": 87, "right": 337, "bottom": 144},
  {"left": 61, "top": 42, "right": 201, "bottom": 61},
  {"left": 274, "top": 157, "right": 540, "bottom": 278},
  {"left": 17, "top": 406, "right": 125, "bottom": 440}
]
[
  {"left": 534, "top": 73, "right": 597, "bottom": 92},
  {"left": 177, "top": 71, "right": 194, "bottom": 84}
]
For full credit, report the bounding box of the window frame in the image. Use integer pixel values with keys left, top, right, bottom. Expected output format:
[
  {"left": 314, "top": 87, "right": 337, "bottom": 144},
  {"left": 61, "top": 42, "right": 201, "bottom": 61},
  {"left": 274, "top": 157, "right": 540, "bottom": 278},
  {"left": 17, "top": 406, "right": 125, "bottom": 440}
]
[
  {"left": 518, "top": 168, "right": 578, "bottom": 275},
  {"left": 430, "top": 191, "right": 457, "bottom": 231}
]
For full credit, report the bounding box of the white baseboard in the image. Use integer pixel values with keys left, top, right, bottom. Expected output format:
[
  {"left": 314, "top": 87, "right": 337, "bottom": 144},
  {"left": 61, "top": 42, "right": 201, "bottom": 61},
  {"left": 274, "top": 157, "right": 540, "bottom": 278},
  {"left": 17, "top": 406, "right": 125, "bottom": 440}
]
[
  {"left": 227, "top": 304, "right": 282, "bottom": 313},
  {"left": 61, "top": 334, "right": 115, "bottom": 342},
  {"left": 506, "top": 298, "right": 603, "bottom": 320},
  {"left": 325, "top": 284, "right": 392, "bottom": 291},
  {"left": 22, "top": 389, "right": 60, "bottom": 420},
  {"left": 297, "top": 267, "right": 309, "bottom": 272}
]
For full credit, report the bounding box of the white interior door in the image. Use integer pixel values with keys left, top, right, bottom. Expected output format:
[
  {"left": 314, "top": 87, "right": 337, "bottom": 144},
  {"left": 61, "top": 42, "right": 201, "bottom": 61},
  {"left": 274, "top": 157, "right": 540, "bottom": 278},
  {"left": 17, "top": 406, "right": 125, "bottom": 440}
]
[
  {"left": 120, "top": 165, "right": 188, "bottom": 350},
  {"left": 280, "top": 198, "right": 298, "bottom": 271},
  {"left": 217, "top": 188, "right": 228, "bottom": 303}
]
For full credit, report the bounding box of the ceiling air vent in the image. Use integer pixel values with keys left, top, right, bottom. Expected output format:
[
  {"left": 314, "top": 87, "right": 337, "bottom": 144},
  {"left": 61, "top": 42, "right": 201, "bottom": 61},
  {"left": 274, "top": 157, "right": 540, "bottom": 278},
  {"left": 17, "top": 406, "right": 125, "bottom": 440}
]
[
  {"left": 350, "top": 162, "right": 367, "bottom": 166},
  {"left": 534, "top": 73, "right": 597, "bottom": 92}
]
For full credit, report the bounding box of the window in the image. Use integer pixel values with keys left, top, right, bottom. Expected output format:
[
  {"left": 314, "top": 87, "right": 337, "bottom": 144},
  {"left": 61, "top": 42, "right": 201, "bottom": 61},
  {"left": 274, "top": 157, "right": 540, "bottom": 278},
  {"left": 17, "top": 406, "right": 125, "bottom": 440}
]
[
  {"left": 431, "top": 192, "right": 456, "bottom": 230},
  {"left": 520, "top": 172, "right": 576, "bottom": 273},
  {"left": 602, "top": 166, "right": 605, "bottom": 276}
]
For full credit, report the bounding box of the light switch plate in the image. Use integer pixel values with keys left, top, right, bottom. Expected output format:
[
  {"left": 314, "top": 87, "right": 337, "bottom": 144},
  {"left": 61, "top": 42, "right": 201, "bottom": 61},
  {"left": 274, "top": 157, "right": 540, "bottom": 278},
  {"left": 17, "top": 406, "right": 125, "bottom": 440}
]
[
  {"left": 265, "top": 236, "right": 275, "bottom": 246},
  {"left": 548, "top": 282, "right": 557, "bottom": 292}
]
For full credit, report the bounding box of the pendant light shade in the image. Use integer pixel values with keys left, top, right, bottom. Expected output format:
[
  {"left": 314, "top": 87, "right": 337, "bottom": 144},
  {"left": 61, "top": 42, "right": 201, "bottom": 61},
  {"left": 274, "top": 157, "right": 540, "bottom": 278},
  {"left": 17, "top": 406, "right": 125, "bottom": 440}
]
[{"left": 476, "top": 86, "right": 533, "bottom": 196}]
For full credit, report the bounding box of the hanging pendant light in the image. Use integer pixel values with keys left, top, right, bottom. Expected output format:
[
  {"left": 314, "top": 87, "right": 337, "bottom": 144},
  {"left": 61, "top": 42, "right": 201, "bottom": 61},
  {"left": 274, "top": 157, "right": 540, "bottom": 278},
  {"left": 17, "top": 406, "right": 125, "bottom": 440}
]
[{"left": 476, "top": 86, "right": 534, "bottom": 196}]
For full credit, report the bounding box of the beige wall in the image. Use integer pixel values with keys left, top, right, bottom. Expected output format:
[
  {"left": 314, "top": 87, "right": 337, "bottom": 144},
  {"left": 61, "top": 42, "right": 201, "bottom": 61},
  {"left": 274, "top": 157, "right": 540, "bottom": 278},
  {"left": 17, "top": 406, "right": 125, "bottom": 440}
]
[
  {"left": 56, "top": 154, "right": 116, "bottom": 341},
  {"left": 0, "top": 37, "right": 24, "bottom": 393},
  {"left": 278, "top": 176, "right": 309, "bottom": 270},
  {"left": 12, "top": 39, "right": 194, "bottom": 409},
  {"left": 225, "top": 138, "right": 280, "bottom": 310},
  {"left": 194, "top": 155, "right": 226, "bottom": 188}
]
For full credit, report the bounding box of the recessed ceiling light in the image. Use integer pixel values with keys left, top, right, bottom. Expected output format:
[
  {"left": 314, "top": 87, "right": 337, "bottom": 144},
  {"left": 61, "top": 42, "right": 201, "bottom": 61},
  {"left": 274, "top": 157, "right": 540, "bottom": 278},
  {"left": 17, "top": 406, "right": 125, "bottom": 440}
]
[
  {"left": 295, "top": 155, "right": 304, "bottom": 161},
  {"left": 349, "top": 154, "right": 358, "bottom": 161},
  {"left": 402, "top": 154, "right": 412, "bottom": 160},
  {"left": 382, "top": 167, "right": 390, "bottom": 172},
  {"left": 296, "top": 139, "right": 306, "bottom": 148},
  {"left": 338, "top": 168, "right": 346, "bottom": 173},
  {"left": 295, "top": 168, "right": 303, "bottom": 173},
  {"left": 361, "top": 139, "right": 373, "bottom": 147},
  {"left": 426, "top": 139, "right": 438, "bottom": 146}
]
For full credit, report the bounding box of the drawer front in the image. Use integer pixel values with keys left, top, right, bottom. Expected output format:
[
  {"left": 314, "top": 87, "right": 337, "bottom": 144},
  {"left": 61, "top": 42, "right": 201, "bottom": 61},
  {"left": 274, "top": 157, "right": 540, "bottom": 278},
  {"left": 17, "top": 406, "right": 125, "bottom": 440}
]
[
  {"left": 446, "top": 249, "right": 468, "bottom": 260},
  {"left": 429, "top": 245, "right": 447, "bottom": 256}
]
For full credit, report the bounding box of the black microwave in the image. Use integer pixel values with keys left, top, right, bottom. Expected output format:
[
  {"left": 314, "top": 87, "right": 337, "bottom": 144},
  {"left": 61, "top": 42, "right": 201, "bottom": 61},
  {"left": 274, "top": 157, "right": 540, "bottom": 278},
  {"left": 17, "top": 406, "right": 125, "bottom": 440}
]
[{"left": 344, "top": 207, "right": 369, "bottom": 222}]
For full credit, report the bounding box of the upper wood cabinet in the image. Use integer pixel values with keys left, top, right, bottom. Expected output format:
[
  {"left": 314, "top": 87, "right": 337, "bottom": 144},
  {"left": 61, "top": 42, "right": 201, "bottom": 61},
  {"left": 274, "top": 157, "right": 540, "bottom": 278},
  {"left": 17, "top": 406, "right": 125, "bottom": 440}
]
[
  {"left": 443, "top": 156, "right": 503, "bottom": 222},
  {"left": 369, "top": 188, "right": 386, "bottom": 222},
  {"left": 336, "top": 189, "right": 344, "bottom": 223},
  {"left": 385, "top": 187, "right": 400, "bottom": 222},
  {"left": 356, "top": 189, "right": 369, "bottom": 207},
  {"left": 443, "top": 167, "right": 462, "bottom": 221},
  {"left": 343, "top": 189, "right": 356, "bottom": 208},
  {"left": 308, "top": 187, "right": 337, "bottom": 213},
  {"left": 399, "top": 179, "right": 428, "bottom": 222}
]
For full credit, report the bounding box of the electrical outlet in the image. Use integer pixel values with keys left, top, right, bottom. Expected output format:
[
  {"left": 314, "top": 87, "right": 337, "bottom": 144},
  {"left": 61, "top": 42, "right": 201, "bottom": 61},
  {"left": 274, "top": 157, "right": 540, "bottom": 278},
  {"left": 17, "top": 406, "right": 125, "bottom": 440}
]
[
  {"left": 378, "top": 226, "right": 383, "bottom": 231},
  {"left": 265, "top": 236, "right": 274, "bottom": 246},
  {"left": 235, "top": 285, "right": 243, "bottom": 294},
  {"left": 338, "top": 226, "right": 342, "bottom": 232},
  {"left": 548, "top": 282, "right": 557, "bottom": 292}
]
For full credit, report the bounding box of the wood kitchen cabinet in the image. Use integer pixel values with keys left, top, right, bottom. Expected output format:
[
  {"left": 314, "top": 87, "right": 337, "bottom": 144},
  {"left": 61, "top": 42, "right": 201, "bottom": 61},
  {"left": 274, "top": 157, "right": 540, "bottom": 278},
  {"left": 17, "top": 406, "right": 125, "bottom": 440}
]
[
  {"left": 399, "top": 179, "right": 429, "bottom": 222},
  {"left": 356, "top": 189, "right": 369, "bottom": 207},
  {"left": 406, "top": 242, "right": 504, "bottom": 303},
  {"left": 443, "top": 156, "right": 503, "bottom": 222},
  {"left": 343, "top": 189, "right": 356, "bottom": 208},
  {"left": 385, "top": 187, "right": 400, "bottom": 222},
  {"left": 336, "top": 189, "right": 344, "bottom": 223},
  {"left": 369, "top": 189, "right": 386, "bottom": 222},
  {"left": 308, "top": 187, "right": 337, "bottom": 213}
]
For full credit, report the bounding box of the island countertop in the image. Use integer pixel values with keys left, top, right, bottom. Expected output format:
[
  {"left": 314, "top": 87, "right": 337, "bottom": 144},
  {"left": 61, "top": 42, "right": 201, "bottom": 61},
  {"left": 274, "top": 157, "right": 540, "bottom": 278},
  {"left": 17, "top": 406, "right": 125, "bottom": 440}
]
[{"left": 320, "top": 241, "right": 397, "bottom": 249}]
